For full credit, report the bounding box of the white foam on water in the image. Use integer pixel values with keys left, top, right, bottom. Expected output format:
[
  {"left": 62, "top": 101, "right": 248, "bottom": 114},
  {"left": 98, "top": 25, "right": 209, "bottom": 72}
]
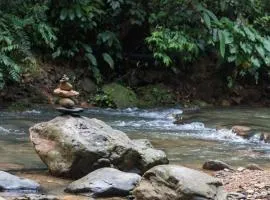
[
  {"left": 0, "top": 126, "right": 10, "bottom": 134},
  {"left": 22, "top": 110, "right": 41, "bottom": 114}
]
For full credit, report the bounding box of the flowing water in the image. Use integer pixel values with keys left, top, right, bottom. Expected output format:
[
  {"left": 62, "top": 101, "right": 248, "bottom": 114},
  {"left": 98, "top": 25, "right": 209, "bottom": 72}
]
[{"left": 1, "top": 106, "right": 270, "bottom": 172}]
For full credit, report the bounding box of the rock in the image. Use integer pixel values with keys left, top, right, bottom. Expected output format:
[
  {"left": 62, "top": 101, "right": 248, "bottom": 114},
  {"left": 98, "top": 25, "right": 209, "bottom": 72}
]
[
  {"left": 260, "top": 132, "right": 270, "bottom": 143},
  {"left": 237, "top": 167, "right": 245, "bottom": 172},
  {"left": 59, "top": 98, "right": 75, "bottom": 108},
  {"left": 221, "top": 99, "right": 231, "bottom": 107},
  {"left": 246, "top": 163, "right": 263, "bottom": 171},
  {"left": 0, "top": 171, "right": 40, "bottom": 191},
  {"left": 132, "top": 139, "right": 153, "bottom": 148},
  {"left": 29, "top": 116, "right": 168, "bottom": 178},
  {"left": 232, "top": 125, "right": 252, "bottom": 138},
  {"left": 60, "top": 82, "right": 73, "bottom": 91},
  {"left": 55, "top": 107, "right": 84, "bottom": 114},
  {"left": 133, "top": 165, "right": 227, "bottom": 200},
  {"left": 14, "top": 194, "right": 59, "bottom": 200},
  {"left": 53, "top": 88, "right": 79, "bottom": 98},
  {"left": 102, "top": 83, "right": 138, "bottom": 108},
  {"left": 65, "top": 168, "right": 141, "bottom": 197},
  {"left": 226, "top": 192, "right": 246, "bottom": 200},
  {"left": 203, "top": 160, "right": 233, "bottom": 171},
  {"left": 80, "top": 77, "right": 97, "bottom": 93}
]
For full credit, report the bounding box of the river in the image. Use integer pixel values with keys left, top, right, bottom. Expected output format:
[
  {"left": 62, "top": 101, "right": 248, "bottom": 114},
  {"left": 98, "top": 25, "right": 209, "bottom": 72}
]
[{"left": 1, "top": 106, "right": 270, "bottom": 172}]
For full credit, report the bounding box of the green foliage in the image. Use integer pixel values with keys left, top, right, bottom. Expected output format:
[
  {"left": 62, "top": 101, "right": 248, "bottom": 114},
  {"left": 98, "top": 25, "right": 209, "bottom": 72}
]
[
  {"left": 146, "top": 0, "right": 270, "bottom": 84},
  {"left": 146, "top": 28, "right": 199, "bottom": 66},
  {"left": 212, "top": 18, "right": 270, "bottom": 83},
  {"left": 1, "top": 0, "right": 270, "bottom": 89},
  {"left": 0, "top": 1, "right": 56, "bottom": 89},
  {"left": 92, "top": 93, "right": 116, "bottom": 108}
]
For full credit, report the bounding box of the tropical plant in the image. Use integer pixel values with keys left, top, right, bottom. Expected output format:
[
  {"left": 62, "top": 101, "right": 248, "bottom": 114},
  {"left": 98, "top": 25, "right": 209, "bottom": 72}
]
[{"left": 0, "top": 1, "right": 56, "bottom": 89}]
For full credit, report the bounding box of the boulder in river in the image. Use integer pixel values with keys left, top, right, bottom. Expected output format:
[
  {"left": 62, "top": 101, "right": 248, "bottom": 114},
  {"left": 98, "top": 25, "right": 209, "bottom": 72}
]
[
  {"left": 132, "top": 165, "right": 227, "bottom": 200},
  {"left": 203, "top": 160, "right": 234, "bottom": 171},
  {"left": 232, "top": 125, "right": 252, "bottom": 138},
  {"left": 0, "top": 171, "right": 40, "bottom": 191},
  {"left": 29, "top": 115, "right": 168, "bottom": 178},
  {"left": 65, "top": 168, "right": 141, "bottom": 197},
  {"left": 260, "top": 132, "right": 270, "bottom": 143}
]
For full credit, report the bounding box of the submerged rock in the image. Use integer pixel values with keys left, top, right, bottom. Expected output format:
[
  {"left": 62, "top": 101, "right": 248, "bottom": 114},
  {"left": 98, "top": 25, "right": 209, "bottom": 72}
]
[
  {"left": 133, "top": 165, "right": 227, "bottom": 200},
  {"left": 29, "top": 115, "right": 168, "bottom": 178},
  {"left": 203, "top": 160, "right": 234, "bottom": 171},
  {"left": 0, "top": 171, "right": 40, "bottom": 191},
  {"left": 65, "top": 168, "right": 141, "bottom": 197}
]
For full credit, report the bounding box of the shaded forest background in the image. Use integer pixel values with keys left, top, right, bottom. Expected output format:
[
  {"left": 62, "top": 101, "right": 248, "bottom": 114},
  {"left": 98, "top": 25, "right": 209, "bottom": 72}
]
[{"left": 1, "top": 0, "right": 270, "bottom": 108}]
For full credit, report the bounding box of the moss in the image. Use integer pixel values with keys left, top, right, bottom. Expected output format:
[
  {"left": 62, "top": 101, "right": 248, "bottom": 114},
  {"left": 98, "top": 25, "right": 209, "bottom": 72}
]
[
  {"left": 102, "top": 83, "right": 138, "bottom": 108},
  {"left": 137, "top": 84, "right": 176, "bottom": 107}
]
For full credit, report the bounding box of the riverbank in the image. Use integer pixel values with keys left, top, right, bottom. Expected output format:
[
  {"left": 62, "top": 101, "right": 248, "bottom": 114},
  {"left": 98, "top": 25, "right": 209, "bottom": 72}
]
[
  {"left": 216, "top": 169, "right": 270, "bottom": 200},
  {"left": 1, "top": 60, "right": 270, "bottom": 111},
  {"left": 1, "top": 165, "right": 270, "bottom": 200}
]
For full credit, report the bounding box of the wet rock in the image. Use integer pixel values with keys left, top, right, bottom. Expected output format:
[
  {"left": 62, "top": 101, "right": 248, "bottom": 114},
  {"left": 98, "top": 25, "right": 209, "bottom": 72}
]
[
  {"left": 15, "top": 194, "right": 59, "bottom": 200},
  {"left": 29, "top": 116, "right": 168, "bottom": 178},
  {"left": 58, "top": 98, "right": 75, "bottom": 108},
  {"left": 55, "top": 107, "right": 84, "bottom": 114},
  {"left": 65, "top": 168, "right": 141, "bottom": 197},
  {"left": 246, "top": 163, "right": 263, "bottom": 171},
  {"left": 203, "top": 160, "right": 233, "bottom": 171},
  {"left": 133, "top": 165, "right": 227, "bottom": 200},
  {"left": 0, "top": 171, "right": 40, "bottom": 191},
  {"left": 232, "top": 125, "right": 252, "bottom": 138},
  {"left": 260, "top": 132, "right": 270, "bottom": 143}
]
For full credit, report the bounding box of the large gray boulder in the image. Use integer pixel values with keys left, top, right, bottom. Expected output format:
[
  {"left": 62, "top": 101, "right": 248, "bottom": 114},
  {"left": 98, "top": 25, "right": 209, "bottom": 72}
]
[
  {"left": 29, "top": 116, "right": 168, "bottom": 178},
  {"left": 0, "top": 171, "right": 40, "bottom": 191},
  {"left": 65, "top": 168, "right": 141, "bottom": 197},
  {"left": 133, "top": 165, "right": 227, "bottom": 200}
]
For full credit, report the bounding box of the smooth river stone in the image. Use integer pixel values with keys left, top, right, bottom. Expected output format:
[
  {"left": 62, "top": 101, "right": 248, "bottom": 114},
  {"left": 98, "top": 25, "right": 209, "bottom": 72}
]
[
  {"left": 59, "top": 98, "right": 75, "bottom": 108},
  {"left": 65, "top": 168, "right": 141, "bottom": 197},
  {"left": 56, "top": 107, "right": 84, "bottom": 114},
  {"left": 53, "top": 88, "right": 79, "bottom": 98},
  {"left": 59, "top": 82, "right": 73, "bottom": 91},
  {"left": 0, "top": 171, "right": 40, "bottom": 191}
]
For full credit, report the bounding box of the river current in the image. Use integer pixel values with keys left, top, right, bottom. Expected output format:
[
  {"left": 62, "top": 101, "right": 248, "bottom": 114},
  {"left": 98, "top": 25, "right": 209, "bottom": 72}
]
[{"left": 1, "top": 106, "right": 270, "bottom": 171}]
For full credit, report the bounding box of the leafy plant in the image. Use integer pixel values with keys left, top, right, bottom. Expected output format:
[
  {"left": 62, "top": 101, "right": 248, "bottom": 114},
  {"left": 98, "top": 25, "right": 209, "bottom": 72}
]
[{"left": 0, "top": 1, "right": 56, "bottom": 89}]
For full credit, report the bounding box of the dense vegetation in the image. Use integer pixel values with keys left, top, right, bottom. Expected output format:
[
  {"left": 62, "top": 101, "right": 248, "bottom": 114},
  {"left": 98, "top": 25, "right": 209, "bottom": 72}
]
[{"left": 0, "top": 0, "right": 270, "bottom": 89}]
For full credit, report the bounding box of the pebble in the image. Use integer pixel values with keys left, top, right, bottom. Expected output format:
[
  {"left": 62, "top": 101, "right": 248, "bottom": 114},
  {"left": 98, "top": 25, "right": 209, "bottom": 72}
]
[{"left": 215, "top": 169, "right": 270, "bottom": 200}]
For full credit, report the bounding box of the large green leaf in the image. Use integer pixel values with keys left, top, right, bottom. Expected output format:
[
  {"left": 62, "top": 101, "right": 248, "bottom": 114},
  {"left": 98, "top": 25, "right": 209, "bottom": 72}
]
[
  {"left": 86, "top": 53, "right": 97, "bottom": 66},
  {"left": 102, "top": 53, "right": 114, "bottom": 69},
  {"left": 218, "top": 30, "right": 226, "bottom": 58}
]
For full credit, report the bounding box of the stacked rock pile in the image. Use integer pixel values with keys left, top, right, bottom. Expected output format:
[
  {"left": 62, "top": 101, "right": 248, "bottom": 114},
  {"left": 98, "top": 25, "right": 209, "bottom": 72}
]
[{"left": 53, "top": 74, "right": 83, "bottom": 114}]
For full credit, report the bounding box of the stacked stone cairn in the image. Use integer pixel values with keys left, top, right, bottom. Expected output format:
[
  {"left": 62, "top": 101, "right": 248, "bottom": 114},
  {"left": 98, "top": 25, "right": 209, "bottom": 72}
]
[{"left": 53, "top": 74, "right": 83, "bottom": 114}]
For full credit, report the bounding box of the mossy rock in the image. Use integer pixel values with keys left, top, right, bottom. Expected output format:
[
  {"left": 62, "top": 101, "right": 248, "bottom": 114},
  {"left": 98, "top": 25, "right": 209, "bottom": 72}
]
[
  {"left": 137, "top": 84, "right": 176, "bottom": 107},
  {"left": 102, "top": 83, "right": 138, "bottom": 108}
]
